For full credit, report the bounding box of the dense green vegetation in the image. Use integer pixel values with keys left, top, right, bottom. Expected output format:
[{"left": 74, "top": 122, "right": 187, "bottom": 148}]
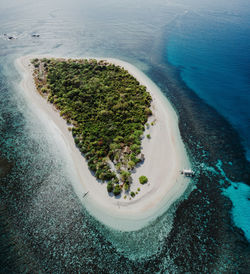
[
  {"left": 31, "top": 57, "right": 152, "bottom": 196},
  {"left": 139, "top": 175, "right": 148, "bottom": 185}
]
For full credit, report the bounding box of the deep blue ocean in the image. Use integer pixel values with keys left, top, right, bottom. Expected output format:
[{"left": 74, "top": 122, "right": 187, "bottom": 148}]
[
  {"left": 0, "top": 0, "right": 249, "bottom": 272},
  {"left": 165, "top": 0, "right": 250, "bottom": 243},
  {"left": 166, "top": 5, "right": 250, "bottom": 161}
]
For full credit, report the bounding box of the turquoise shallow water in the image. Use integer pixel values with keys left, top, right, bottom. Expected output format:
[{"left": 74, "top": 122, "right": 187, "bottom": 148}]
[
  {"left": 0, "top": 0, "right": 249, "bottom": 272},
  {"left": 223, "top": 182, "right": 250, "bottom": 242}
]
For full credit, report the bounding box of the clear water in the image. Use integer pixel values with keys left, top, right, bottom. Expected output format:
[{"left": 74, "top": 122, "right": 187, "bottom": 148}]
[
  {"left": 223, "top": 182, "right": 250, "bottom": 242},
  {"left": 166, "top": 0, "right": 250, "bottom": 160},
  {"left": 166, "top": 0, "right": 250, "bottom": 247},
  {"left": 0, "top": 0, "right": 249, "bottom": 272}
]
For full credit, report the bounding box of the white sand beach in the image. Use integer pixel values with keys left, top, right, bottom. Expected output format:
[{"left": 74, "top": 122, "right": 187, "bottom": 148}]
[{"left": 15, "top": 55, "right": 191, "bottom": 231}]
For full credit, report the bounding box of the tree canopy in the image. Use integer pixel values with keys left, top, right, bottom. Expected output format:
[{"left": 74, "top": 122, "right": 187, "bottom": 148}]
[
  {"left": 139, "top": 175, "right": 148, "bottom": 185},
  {"left": 32, "top": 58, "right": 152, "bottom": 196}
]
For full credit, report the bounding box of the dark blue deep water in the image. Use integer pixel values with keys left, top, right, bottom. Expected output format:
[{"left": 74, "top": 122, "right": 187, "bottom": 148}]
[
  {"left": 167, "top": 5, "right": 250, "bottom": 160},
  {"left": 0, "top": 0, "right": 249, "bottom": 272}
]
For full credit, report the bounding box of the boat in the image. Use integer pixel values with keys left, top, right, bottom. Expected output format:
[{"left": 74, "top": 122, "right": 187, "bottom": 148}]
[
  {"left": 83, "top": 191, "right": 89, "bottom": 198},
  {"left": 181, "top": 169, "right": 194, "bottom": 177}
]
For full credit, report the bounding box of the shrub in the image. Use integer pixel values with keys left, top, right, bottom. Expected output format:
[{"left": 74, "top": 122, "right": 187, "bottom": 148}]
[
  {"left": 120, "top": 170, "right": 131, "bottom": 183},
  {"left": 31, "top": 58, "right": 39, "bottom": 64},
  {"left": 146, "top": 134, "right": 151, "bottom": 139},
  {"left": 130, "top": 191, "right": 135, "bottom": 198},
  {"left": 134, "top": 130, "right": 143, "bottom": 138},
  {"left": 74, "top": 137, "right": 80, "bottom": 145},
  {"left": 88, "top": 162, "right": 97, "bottom": 172},
  {"left": 41, "top": 87, "right": 48, "bottom": 94},
  {"left": 139, "top": 175, "right": 148, "bottom": 184},
  {"left": 131, "top": 144, "right": 140, "bottom": 152},
  {"left": 98, "top": 170, "right": 116, "bottom": 181},
  {"left": 98, "top": 172, "right": 106, "bottom": 181},
  {"left": 113, "top": 185, "right": 121, "bottom": 196},
  {"left": 115, "top": 162, "right": 122, "bottom": 172},
  {"left": 128, "top": 160, "right": 135, "bottom": 170},
  {"left": 110, "top": 143, "right": 119, "bottom": 151},
  {"left": 112, "top": 177, "right": 119, "bottom": 184},
  {"left": 128, "top": 134, "right": 136, "bottom": 142},
  {"left": 145, "top": 108, "right": 152, "bottom": 116},
  {"left": 131, "top": 153, "right": 141, "bottom": 165},
  {"left": 114, "top": 136, "right": 123, "bottom": 143},
  {"left": 107, "top": 182, "right": 114, "bottom": 192},
  {"left": 124, "top": 183, "right": 129, "bottom": 191}
]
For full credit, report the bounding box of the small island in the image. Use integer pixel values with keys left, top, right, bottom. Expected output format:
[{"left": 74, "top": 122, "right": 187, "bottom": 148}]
[
  {"left": 31, "top": 57, "right": 152, "bottom": 196},
  {"left": 16, "top": 55, "right": 190, "bottom": 231}
]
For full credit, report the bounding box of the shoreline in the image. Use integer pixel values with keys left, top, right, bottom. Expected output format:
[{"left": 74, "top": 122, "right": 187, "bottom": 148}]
[{"left": 15, "top": 54, "right": 191, "bottom": 231}]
